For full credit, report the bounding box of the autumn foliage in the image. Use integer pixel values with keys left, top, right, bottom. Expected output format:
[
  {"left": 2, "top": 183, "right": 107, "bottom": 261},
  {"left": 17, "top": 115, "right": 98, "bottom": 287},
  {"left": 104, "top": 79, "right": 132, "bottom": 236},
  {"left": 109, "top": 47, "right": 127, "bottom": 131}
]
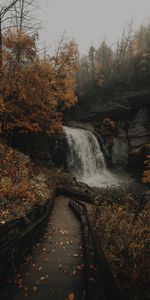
[
  {"left": 0, "top": 27, "right": 79, "bottom": 222},
  {"left": 143, "top": 144, "right": 150, "bottom": 184},
  {"left": 93, "top": 196, "right": 150, "bottom": 300},
  {"left": 0, "top": 139, "right": 66, "bottom": 224},
  {"left": 0, "top": 30, "right": 79, "bottom": 135}
]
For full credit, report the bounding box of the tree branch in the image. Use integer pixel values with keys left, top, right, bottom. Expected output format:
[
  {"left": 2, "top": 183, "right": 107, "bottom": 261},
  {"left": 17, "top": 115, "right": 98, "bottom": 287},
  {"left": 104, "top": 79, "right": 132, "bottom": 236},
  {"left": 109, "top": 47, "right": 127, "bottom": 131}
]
[{"left": 1, "top": 0, "right": 20, "bottom": 18}]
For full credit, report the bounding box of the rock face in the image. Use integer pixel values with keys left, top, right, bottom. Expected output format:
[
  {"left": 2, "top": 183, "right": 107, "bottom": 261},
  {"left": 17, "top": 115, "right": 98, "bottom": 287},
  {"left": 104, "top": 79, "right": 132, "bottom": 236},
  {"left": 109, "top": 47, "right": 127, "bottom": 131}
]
[
  {"left": 65, "top": 92, "right": 150, "bottom": 178},
  {"left": 7, "top": 130, "right": 69, "bottom": 170},
  {"left": 112, "top": 122, "right": 129, "bottom": 166},
  {"left": 111, "top": 107, "right": 150, "bottom": 170},
  {"left": 50, "top": 132, "right": 69, "bottom": 169},
  {"left": 128, "top": 108, "right": 149, "bottom": 148},
  {"left": 65, "top": 104, "right": 149, "bottom": 177}
]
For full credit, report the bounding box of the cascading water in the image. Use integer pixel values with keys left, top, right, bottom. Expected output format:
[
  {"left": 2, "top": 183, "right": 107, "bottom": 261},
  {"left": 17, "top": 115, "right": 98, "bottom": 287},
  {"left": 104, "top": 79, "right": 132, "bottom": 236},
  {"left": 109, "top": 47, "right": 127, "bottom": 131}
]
[{"left": 64, "top": 126, "right": 118, "bottom": 187}]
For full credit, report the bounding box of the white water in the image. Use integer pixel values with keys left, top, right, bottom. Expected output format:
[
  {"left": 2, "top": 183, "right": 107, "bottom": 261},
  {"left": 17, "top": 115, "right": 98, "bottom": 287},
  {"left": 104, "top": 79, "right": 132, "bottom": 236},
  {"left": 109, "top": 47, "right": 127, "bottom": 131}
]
[{"left": 64, "top": 126, "right": 118, "bottom": 188}]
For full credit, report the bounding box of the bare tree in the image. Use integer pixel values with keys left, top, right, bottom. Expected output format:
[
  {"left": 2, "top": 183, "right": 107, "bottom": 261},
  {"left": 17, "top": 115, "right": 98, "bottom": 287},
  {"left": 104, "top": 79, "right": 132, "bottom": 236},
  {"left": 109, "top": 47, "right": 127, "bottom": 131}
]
[
  {"left": 0, "top": 0, "right": 20, "bottom": 73},
  {"left": 10, "top": 0, "right": 39, "bottom": 35},
  {"left": 114, "top": 22, "right": 133, "bottom": 70},
  {"left": 0, "top": 0, "right": 39, "bottom": 74}
]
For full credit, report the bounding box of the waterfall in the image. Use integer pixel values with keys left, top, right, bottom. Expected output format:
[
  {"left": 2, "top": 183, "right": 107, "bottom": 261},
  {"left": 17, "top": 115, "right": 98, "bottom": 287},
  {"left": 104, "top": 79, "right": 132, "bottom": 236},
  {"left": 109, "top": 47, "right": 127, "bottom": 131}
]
[{"left": 64, "top": 126, "right": 118, "bottom": 187}]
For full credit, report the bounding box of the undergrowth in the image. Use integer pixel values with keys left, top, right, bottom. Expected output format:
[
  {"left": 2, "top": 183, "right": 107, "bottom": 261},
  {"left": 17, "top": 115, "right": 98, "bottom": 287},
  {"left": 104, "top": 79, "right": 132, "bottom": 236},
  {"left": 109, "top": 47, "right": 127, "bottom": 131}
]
[
  {"left": 0, "top": 140, "right": 63, "bottom": 224},
  {"left": 92, "top": 193, "right": 150, "bottom": 300}
]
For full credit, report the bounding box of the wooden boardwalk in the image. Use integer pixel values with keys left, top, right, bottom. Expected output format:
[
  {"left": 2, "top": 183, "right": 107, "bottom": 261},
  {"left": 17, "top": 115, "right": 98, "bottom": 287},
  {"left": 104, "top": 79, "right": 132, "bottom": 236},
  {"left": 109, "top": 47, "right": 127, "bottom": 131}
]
[{"left": 0, "top": 197, "right": 86, "bottom": 300}]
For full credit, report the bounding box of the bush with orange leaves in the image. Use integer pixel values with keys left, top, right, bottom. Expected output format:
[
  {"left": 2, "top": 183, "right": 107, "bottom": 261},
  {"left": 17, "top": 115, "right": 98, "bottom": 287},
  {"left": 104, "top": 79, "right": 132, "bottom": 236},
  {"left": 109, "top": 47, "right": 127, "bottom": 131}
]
[
  {"left": 93, "top": 200, "right": 150, "bottom": 300},
  {"left": 143, "top": 144, "right": 150, "bottom": 184},
  {"left": 0, "top": 30, "right": 79, "bottom": 135},
  {"left": 0, "top": 141, "right": 62, "bottom": 224}
]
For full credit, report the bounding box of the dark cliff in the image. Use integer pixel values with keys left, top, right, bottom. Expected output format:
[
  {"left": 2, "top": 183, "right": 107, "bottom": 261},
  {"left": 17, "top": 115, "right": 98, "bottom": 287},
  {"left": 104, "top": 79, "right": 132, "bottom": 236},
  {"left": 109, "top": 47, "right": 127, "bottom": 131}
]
[{"left": 65, "top": 90, "right": 150, "bottom": 179}]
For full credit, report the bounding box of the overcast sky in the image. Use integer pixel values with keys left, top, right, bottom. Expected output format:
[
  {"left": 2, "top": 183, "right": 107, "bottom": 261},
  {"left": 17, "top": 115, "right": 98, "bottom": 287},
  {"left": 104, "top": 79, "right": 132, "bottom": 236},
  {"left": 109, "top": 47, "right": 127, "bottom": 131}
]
[
  {"left": 38, "top": 0, "right": 150, "bottom": 54},
  {"left": 2, "top": 0, "right": 150, "bottom": 54}
]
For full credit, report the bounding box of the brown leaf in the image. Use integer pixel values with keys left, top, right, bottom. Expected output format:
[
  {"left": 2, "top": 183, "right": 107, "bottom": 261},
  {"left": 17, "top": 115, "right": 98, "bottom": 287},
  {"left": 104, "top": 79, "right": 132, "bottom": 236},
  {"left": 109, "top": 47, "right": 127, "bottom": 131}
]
[{"left": 66, "top": 292, "right": 75, "bottom": 300}]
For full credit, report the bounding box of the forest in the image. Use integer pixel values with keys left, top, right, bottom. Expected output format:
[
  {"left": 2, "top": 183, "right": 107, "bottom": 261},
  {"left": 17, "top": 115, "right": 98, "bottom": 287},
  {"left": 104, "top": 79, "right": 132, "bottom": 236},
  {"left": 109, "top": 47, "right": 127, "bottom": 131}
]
[
  {"left": 0, "top": 1, "right": 149, "bottom": 300},
  {"left": 76, "top": 23, "right": 150, "bottom": 97}
]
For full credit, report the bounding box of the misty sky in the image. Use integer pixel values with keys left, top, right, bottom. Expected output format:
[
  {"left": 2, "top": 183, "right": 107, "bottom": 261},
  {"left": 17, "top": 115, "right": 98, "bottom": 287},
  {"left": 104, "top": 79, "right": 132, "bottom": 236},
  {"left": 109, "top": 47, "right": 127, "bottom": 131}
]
[
  {"left": 2, "top": 0, "right": 150, "bottom": 54},
  {"left": 38, "top": 0, "right": 150, "bottom": 54}
]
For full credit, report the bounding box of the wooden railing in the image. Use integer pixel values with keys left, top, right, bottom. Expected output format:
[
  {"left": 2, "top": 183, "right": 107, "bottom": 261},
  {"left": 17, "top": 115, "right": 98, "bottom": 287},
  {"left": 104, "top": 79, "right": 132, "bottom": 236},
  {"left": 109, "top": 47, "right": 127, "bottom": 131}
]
[
  {"left": 69, "top": 197, "right": 125, "bottom": 300},
  {"left": 0, "top": 199, "right": 54, "bottom": 281}
]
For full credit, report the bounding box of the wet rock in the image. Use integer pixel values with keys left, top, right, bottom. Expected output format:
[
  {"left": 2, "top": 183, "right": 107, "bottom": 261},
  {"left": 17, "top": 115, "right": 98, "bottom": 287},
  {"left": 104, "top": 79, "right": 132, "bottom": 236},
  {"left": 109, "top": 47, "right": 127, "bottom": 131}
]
[{"left": 112, "top": 122, "right": 129, "bottom": 166}]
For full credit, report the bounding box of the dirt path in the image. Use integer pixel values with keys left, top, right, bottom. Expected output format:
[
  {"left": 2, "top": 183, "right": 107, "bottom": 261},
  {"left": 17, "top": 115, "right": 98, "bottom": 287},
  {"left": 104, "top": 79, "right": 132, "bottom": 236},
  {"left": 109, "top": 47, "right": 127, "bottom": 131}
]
[{"left": 0, "top": 196, "right": 86, "bottom": 300}]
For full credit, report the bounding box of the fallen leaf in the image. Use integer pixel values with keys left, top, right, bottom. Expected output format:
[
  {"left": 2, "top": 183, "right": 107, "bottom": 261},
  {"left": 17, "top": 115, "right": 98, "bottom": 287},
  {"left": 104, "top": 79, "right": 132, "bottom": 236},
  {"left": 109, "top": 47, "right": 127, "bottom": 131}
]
[
  {"left": 33, "top": 286, "right": 37, "bottom": 292},
  {"left": 66, "top": 292, "right": 75, "bottom": 300},
  {"left": 40, "top": 277, "right": 45, "bottom": 281}
]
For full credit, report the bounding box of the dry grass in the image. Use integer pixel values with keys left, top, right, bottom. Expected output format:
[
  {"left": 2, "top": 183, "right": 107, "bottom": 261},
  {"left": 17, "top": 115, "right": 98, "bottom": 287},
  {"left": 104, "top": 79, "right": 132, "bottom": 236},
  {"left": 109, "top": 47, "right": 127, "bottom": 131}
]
[{"left": 92, "top": 198, "right": 150, "bottom": 300}]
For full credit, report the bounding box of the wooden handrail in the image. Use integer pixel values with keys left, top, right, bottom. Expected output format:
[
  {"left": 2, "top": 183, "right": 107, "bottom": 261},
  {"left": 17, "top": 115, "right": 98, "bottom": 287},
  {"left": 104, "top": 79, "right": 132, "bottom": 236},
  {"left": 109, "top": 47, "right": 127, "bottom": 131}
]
[
  {"left": 56, "top": 187, "right": 93, "bottom": 202},
  {"left": 70, "top": 198, "right": 125, "bottom": 300},
  {"left": 0, "top": 200, "right": 53, "bottom": 256}
]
